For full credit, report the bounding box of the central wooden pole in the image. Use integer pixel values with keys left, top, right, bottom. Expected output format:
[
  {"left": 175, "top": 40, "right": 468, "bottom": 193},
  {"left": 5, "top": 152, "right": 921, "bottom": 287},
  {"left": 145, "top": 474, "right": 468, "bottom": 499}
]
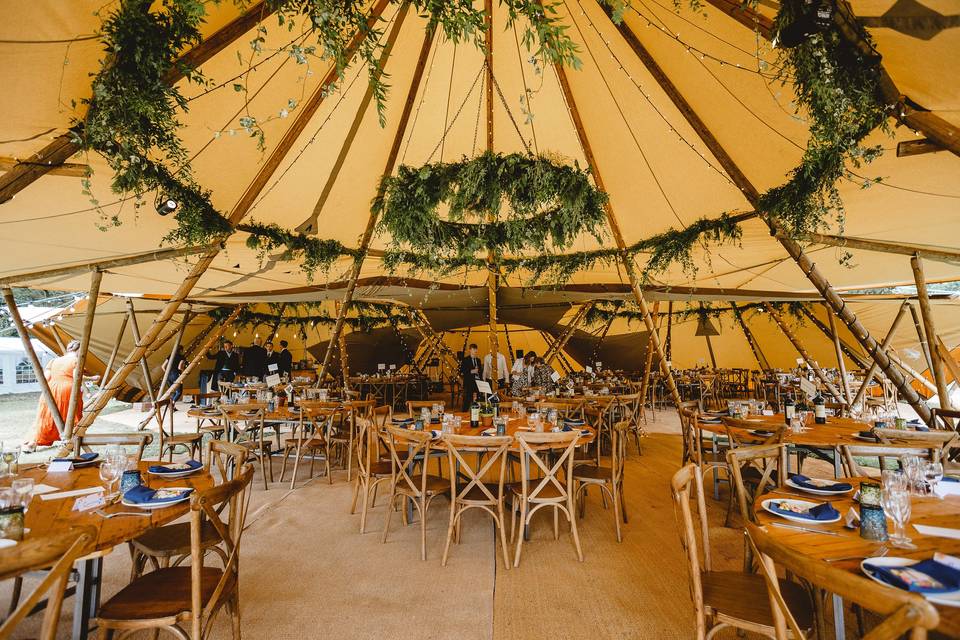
[
  {"left": 638, "top": 301, "right": 661, "bottom": 410},
  {"left": 483, "top": 0, "right": 501, "bottom": 391},
  {"left": 704, "top": 335, "right": 717, "bottom": 369},
  {"left": 731, "top": 303, "right": 770, "bottom": 371},
  {"left": 826, "top": 305, "right": 852, "bottom": 404},
  {"left": 545, "top": 303, "right": 593, "bottom": 366},
  {"left": 765, "top": 303, "right": 844, "bottom": 402},
  {"left": 851, "top": 300, "right": 908, "bottom": 409},
  {"left": 911, "top": 254, "right": 951, "bottom": 410},
  {"left": 909, "top": 303, "right": 935, "bottom": 376},
  {"left": 63, "top": 270, "right": 102, "bottom": 439},
  {"left": 318, "top": 14, "right": 434, "bottom": 382}
]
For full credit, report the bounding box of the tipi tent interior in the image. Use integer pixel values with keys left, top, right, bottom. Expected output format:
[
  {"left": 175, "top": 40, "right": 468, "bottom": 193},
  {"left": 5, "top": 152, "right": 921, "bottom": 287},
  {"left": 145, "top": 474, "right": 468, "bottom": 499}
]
[{"left": 0, "top": 0, "right": 959, "bottom": 638}]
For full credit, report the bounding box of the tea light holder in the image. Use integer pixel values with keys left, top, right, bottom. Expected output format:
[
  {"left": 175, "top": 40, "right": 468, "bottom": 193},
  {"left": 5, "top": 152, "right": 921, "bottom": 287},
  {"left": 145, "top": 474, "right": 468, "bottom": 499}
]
[
  {"left": 859, "top": 481, "right": 882, "bottom": 506},
  {"left": 859, "top": 503, "right": 888, "bottom": 541}
]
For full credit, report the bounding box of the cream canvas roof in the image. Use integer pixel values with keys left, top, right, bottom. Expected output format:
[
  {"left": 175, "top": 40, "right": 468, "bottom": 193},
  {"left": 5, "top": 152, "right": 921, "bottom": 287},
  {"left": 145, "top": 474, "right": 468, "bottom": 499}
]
[{"left": 0, "top": 0, "right": 957, "bottom": 305}]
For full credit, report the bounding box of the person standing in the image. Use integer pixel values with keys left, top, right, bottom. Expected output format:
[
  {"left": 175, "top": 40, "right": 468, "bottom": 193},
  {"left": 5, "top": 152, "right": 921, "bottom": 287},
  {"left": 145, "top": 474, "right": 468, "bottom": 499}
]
[
  {"left": 482, "top": 349, "right": 510, "bottom": 389},
  {"left": 165, "top": 347, "right": 186, "bottom": 406},
  {"left": 243, "top": 337, "right": 267, "bottom": 379},
  {"left": 459, "top": 343, "right": 481, "bottom": 411},
  {"left": 264, "top": 342, "right": 279, "bottom": 375},
  {"left": 24, "top": 340, "right": 83, "bottom": 450},
  {"left": 208, "top": 340, "right": 240, "bottom": 391},
  {"left": 277, "top": 340, "right": 293, "bottom": 379}
]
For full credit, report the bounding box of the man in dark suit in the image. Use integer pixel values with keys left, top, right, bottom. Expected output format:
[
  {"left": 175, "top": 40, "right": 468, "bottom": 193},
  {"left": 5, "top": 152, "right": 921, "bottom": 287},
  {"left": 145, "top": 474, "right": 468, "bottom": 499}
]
[
  {"left": 460, "top": 343, "right": 481, "bottom": 411},
  {"left": 264, "top": 342, "right": 280, "bottom": 376},
  {"left": 277, "top": 340, "right": 293, "bottom": 379},
  {"left": 208, "top": 340, "right": 240, "bottom": 391},
  {"left": 242, "top": 337, "right": 267, "bottom": 379}
]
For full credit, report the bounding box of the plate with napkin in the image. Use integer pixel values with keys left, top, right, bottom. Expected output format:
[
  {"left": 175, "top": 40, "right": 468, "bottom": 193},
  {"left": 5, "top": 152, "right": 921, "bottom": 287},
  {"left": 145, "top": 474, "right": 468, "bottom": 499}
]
[
  {"left": 147, "top": 460, "right": 203, "bottom": 478},
  {"left": 391, "top": 417, "right": 413, "bottom": 425},
  {"left": 761, "top": 498, "right": 841, "bottom": 524},
  {"left": 51, "top": 452, "right": 99, "bottom": 468},
  {"left": 785, "top": 474, "right": 853, "bottom": 496},
  {"left": 861, "top": 556, "right": 960, "bottom": 606},
  {"left": 121, "top": 486, "right": 194, "bottom": 510},
  {"left": 561, "top": 425, "right": 592, "bottom": 436},
  {"left": 563, "top": 418, "right": 586, "bottom": 427},
  {"left": 853, "top": 430, "right": 881, "bottom": 442}
]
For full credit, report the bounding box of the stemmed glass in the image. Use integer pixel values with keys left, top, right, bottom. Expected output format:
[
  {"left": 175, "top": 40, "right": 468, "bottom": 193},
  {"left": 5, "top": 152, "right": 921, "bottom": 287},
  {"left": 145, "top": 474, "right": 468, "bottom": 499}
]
[
  {"left": 99, "top": 459, "right": 121, "bottom": 498},
  {"left": 924, "top": 461, "right": 944, "bottom": 498},
  {"left": 881, "top": 484, "right": 916, "bottom": 549},
  {"left": 1, "top": 442, "right": 19, "bottom": 479},
  {"left": 11, "top": 478, "right": 34, "bottom": 512}
]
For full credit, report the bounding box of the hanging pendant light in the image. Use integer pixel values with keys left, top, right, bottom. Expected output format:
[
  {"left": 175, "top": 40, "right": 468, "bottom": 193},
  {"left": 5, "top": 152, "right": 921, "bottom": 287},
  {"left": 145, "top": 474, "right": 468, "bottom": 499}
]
[{"left": 694, "top": 316, "right": 720, "bottom": 337}]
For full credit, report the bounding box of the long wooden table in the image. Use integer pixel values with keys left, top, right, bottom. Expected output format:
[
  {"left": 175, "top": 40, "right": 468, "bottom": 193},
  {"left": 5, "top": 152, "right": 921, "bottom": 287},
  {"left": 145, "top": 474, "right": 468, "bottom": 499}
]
[
  {"left": 21, "top": 461, "right": 214, "bottom": 640},
  {"left": 754, "top": 480, "right": 960, "bottom": 638}
]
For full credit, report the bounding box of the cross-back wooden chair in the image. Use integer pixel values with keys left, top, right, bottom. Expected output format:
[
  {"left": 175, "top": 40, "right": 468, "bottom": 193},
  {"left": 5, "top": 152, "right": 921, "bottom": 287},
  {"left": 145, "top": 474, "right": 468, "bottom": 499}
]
[
  {"left": 441, "top": 433, "right": 513, "bottom": 568},
  {"left": 725, "top": 441, "right": 788, "bottom": 570},
  {"left": 381, "top": 426, "right": 449, "bottom": 561},
  {"left": 337, "top": 399, "right": 376, "bottom": 481},
  {"left": 535, "top": 399, "right": 585, "bottom": 421},
  {"left": 73, "top": 432, "right": 153, "bottom": 462},
  {"left": 350, "top": 409, "right": 396, "bottom": 533},
  {"left": 220, "top": 404, "right": 273, "bottom": 490},
  {"left": 159, "top": 397, "right": 204, "bottom": 462},
  {"left": 406, "top": 400, "right": 437, "bottom": 417},
  {"left": 678, "top": 401, "right": 702, "bottom": 467},
  {"left": 873, "top": 428, "right": 956, "bottom": 461},
  {"left": 670, "top": 464, "right": 815, "bottom": 640},
  {"left": 745, "top": 522, "right": 939, "bottom": 640},
  {"left": 931, "top": 406, "right": 960, "bottom": 433},
  {"left": 279, "top": 406, "right": 337, "bottom": 489},
  {"left": 573, "top": 420, "right": 628, "bottom": 542},
  {"left": 0, "top": 529, "right": 94, "bottom": 640},
  {"left": 840, "top": 444, "right": 937, "bottom": 477},
  {"left": 584, "top": 396, "right": 620, "bottom": 466},
  {"left": 129, "top": 440, "right": 250, "bottom": 581},
  {"left": 614, "top": 392, "right": 644, "bottom": 454},
  {"left": 98, "top": 464, "right": 254, "bottom": 640},
  {"left": 509, "top": 430, "right": 583, "bottom": 567}
]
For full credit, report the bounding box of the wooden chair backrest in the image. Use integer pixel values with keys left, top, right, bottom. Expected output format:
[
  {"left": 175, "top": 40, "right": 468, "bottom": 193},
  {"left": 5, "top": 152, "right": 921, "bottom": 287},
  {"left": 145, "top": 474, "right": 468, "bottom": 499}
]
[
  {"left": 535, "top": 400, "right": 585, "bottom": 420},
  {"left": 347, "top": 399, "right": 376, "bottom": 420},
  {"left": 678, "top": 406, "right": 701, "bottom": 465},
  {"left": 188, "top": 463, "right": 254, "bottom": 640},
  {"left": 610, "top": 421, "right": 629, "bottom": 484},
  {"left": 219, "top": 404, "right": 265, "bottom": 440},
  {"left": 73, "top": 432, "right": 153, "bottom": 461},
  {"left": 0, "top": 529, "right": 94, "bottom": 640},
  {"left": 841, "top": 444, "right": 937, "bottom": 477},
  {"left": 725, "top": 443, "right": 787, "bottom": 525},
  {"left": 931, "top": 407, "right": 960, "bottom": 431},
  {"left": 300, "top": 406, "right": 338, "bottom": 441},
  {"left": 442, "top": 434, "right": 512, "bottom": 506},
  {"left": 670, "top": 464, "right": 711, "bottom": 619},
  {"left": 514, "top": 430, "right": 579, "bottom": 506},
  {"left": 873, "top": 428, "right": 955, "bottom": 453},
  {"left": 204, "top": 439, "right": 250, "bottom": 483},
  {"left": 723, "top": 418, "right": 785, "bottom": 447},
  {"left": 384, "top": 426, "right": 434, "bottom": 498},
  {"left": 406, "top": 400, "right": 437, "bottom": 417},
  {"left": 745, "top": 522, "right": 939, "bottom": 639}
]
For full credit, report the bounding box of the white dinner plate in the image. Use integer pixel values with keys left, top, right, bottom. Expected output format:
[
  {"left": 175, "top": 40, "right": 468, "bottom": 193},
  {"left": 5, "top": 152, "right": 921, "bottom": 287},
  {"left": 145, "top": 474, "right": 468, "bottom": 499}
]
[
  {"left": 147, "top": 466, "right": 203, "bottom": 479},
  {"left": 785, "top": 477, "right": 854, "bottom": 496},
  {"left": 0, "top": 539, "right": 17, "bottom": 549},
  {"left": 121, "top": 487, "right": 192, "bottom": 510},
  {"left": 761, "top": 498, "right": 841, "bottom": 524},
  {"left": 861, "top": 556, "right": 960, "bottom": 607}
]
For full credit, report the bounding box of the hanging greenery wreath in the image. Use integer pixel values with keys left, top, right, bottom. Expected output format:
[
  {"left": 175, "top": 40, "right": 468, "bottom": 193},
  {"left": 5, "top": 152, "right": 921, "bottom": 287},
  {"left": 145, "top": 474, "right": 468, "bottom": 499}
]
[{"left": 374, "top": 151, "right": 608, "bottom": 264}]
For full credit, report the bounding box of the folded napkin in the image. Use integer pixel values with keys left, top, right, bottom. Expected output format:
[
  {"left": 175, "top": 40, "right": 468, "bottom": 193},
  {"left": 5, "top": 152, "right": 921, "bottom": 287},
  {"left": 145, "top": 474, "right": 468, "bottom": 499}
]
[
  {"left": 858, "top": 430, "right": 880, "bottom": 441},
  {"left": 563, "top": 419, "right": 585, "bottom": 426},
  {"left": 914, "top": 524, "right": 960, "bottom": 540},
  {"left": 866, "top": 559, "right": 960, "bottom": 594},
  {"left": 53, "top": 452, "right": 98, "bottom": 465},
  {"left": 480, "top": 428, "right": 497, "bottom": 436},
  {"left": 430, "top": 430, "right": 442, "bottom": 440},
  {"left": 751, "top": 429, "right": 774, "bottom": 436},
  {"left": 790, "top": 474, "right": 852, "bottom": 492},
  {"left": 768, "top": 501, "right": 839, "bottom": 521},
  {"left": 392, "top": 418, "right": 413, "bottom": 424},
  {"left": 123, "top": 485, "right": 193, "bottom": 505},
  {"left": 148, "top": 459, "right": 202, "bottom": 474},
  {"left": 561, "top": 425, "right": 592, "bottom": 435}
]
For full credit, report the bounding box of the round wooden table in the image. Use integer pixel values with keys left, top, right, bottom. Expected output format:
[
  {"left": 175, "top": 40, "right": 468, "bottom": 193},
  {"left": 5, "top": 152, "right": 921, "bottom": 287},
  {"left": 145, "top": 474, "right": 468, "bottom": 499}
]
[
  {"left": 754, "top": 479, "right": 960, "bottom": 638},
  {"left": 20, "top": 460, "right": 214, "bottom": 640},
  {"left": 390, "top": 411, "right": 597, "bottom": 450}
]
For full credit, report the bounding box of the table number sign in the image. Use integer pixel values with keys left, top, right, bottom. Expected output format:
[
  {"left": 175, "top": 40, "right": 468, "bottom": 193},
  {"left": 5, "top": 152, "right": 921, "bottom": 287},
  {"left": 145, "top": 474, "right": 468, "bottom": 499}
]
[{"left": 265, "top": 373, "right": 281, "bottom": 387}]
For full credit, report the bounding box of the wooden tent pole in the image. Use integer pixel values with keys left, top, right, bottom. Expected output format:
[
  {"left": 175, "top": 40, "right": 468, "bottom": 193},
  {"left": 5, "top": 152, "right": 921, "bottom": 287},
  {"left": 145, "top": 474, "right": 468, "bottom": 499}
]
[
  {"left": 765, "top": 303, "right": 845, "bottom": 401},
  {"left": 483, "top": 0, "right": 501, "bottom": 392},
  {"left": 731, "top": 302, "right": 769, "bottom": 370},
  {"left": 704, "top": 335, "right": 718, "bottom": 369},
  {"left": 101, "top": 314, "right": 128, "bottom": 383},
  {"left": 2, "top": 287, "right": 65, "bottom": 436},
  {"left": 265, "top": 304, "right": 286, "bottom": 344},
  {"left": 125, "top": 299, "right": 159, "bottom": 417},
  {"left": 156, "top": 309, "right": 193, "bottom": 400},
  {"left": 826, "top": 305, "right": 853, "bottom": 404},
  {"left": 318, "top": 18, "right": 433, "bottom": 382},
  {"left": 73, "top": 4, "right": 391, "bottom": 437},
  {"left": 665, "top": 302, "right": 673, "bottom": 363},
  {"left": 335, "top": 302, "right": 351, "bottom": 389},
  {"left": 181, "top": 316, "right": 217, "bottom": 360},
  {"left": 609, "top": 7, "right": 929, "bottom": 420},
  {"left": 638, "top": 301, "right": 661, "bottom": 410},
  {"left": 550, "top": 54, "right": 683, "bottom": 411},
  {"left": 63, "top": 271, "right": 102, "bottom": 438},
  {"left": 909, "top": 303, "right": 935, "bottom": 375},
  {"left": 49, "top": 327, "right": 66, "bottom": 353},
  {"left": 936, "top": 337, "right": 960, "bottom": 391},
  {"left": 412, "top": 310, "right": 460, "bottom": 373},
  {"left": 806, "top": 232, "right": 960, "bottom": 266},
  {"left": 545, "top": 303, "right": 592, "bottom": 365},
  {"left": 886, "top": 349, "right": 938, "bottom": 394},
  {"left": 851, "top": 301, "right": 908, "bottom": 408},
  {"left": 797, "top": 305, "right": 870, "bottom": 369},
  {"left": 911, "top": 255, "right": 951, "bottom": 411}
]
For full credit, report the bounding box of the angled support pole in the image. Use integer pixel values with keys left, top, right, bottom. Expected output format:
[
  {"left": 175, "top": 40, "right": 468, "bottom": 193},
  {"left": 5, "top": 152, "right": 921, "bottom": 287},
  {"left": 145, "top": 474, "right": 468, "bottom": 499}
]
[
  {"left": 49, "top": 327, "right": 66, "bottom": 353},
  {"left": 731, "top": 303, "right": 770, "bottom": 371},
  {"left": 909, "top": 303, "right": 935, "bottom": 376},
  {"left": 911, "top": 255, "right": 951, "bottom": 411},
  {"left": 544, "top": 303, "right": 592, "bottom": 366},
  {"left": 765, "top": 304, "right": 845, "bottom": 402},
  {"left": 319, "top": 14, "right": 433, "bottom": 381},
  {"left": 887, "top": 349, "right": 937, "bottom": 394},
  {"left": 797, "top": 304, "right": 870, "bottom": 369},
  {"left": 826, "top": 306, "right": 852, "bottom": 404},
  {"left": 125, "top": 299, "right": 159, "bottom": 416},
  {"left": 63, "top": 270, "right": 102, "bottom": 439},
  {"left": 638, "top": 301, "right": 662, "bottom": 410},
  {"left": 156, "top": 309, "right": 194, "bottom": 400},
  {"left": 2, "top": 286, "right": 65, "bottom": 436},
  {"left": 101, "top": 314, "right": 129, "bottom": 384},
  {"left": 851, "top": 301, "right": 909, "bottom": 409}
]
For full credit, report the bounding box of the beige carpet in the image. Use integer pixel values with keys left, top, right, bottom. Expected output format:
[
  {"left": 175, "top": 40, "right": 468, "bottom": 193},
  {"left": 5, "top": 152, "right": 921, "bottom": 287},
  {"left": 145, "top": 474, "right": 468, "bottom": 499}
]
[{"left": 6, "top": 411, "right": 776, "bottom": 640}]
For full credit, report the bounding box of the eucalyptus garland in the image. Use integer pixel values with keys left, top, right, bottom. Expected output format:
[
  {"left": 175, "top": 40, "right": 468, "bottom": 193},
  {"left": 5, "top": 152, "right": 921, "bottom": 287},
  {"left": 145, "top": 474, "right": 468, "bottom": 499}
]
[
  {"left": 240, "top": 222, "right": 360, "bottom": 278},
  {"left": 374, "top": 151, "right": 608, "bottom": 263},
  {"left": 584, "top": 300, "right": 808, "bottom": 328},
  {"left": 210, "top": 300, "right": 410, "bottom": 333}
]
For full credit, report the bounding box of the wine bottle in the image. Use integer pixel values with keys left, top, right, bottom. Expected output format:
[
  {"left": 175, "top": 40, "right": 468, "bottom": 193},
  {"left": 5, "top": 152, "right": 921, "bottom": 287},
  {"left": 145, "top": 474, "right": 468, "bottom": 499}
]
[
  {"left": 784, "top": 395, "right": 795, "bottom": 425},
  {"left": 813, "top": 393, "right": 826, "bottom": 424},
  {"left": 470, "top": 400, "right": 480, "bottom": 427}
]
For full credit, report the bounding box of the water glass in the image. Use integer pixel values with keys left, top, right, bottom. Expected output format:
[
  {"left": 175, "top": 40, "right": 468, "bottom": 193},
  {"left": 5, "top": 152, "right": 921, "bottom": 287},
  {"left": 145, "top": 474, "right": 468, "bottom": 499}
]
[
  {"left": 10, "top": 478, "right": 33, "bottom": 512},
  {"left": 881, "top": 487, "right": 916, "bottom": 549},
  {"left": 901, "top": 456, "right": 924, "bottom": 495},
  {"left": 924, "top": 461, "right": 944, "bottom": 498},
  {"left": 99, "top": 460, "right": 122, "bottom": 497}
]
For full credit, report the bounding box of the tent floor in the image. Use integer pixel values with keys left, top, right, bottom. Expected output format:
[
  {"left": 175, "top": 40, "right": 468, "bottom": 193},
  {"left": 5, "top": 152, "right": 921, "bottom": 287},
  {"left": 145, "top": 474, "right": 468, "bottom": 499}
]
[{"left": 7, "top": 410, "right": 849, "bottom": 639}]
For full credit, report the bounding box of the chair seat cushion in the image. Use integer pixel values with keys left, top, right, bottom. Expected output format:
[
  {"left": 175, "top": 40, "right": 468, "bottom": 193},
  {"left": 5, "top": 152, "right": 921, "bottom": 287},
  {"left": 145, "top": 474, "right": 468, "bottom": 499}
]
[
  {"left": 98, "top": 567, "right": 232, "bottom": 622},
  {"left": 573, "top": 465, "right": 612, "bottom": 482},
  {"left": 702, "top": 571, "right": 814, "bottom": 629},
  {"left": 131, "top": 521, "right": 221, "bottom": 556},
  {"left": 507, "top": 482, "right": 566, "bottom": 500}
]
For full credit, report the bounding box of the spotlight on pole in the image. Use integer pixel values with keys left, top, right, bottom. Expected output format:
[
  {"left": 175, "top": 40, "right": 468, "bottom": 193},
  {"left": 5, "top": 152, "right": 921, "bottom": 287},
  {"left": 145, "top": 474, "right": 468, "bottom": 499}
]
[{"left": 155, "top": 196, "right": 178, "bottom": 216}]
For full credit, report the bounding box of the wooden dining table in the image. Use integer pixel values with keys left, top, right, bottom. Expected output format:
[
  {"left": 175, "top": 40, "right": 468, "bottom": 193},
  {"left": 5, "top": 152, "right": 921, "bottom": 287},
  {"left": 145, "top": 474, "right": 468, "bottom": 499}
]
[
  {"left": 754, "top": 479, "right": 960, "bottom": 638},
  {"left": 19, "top": 460, "right": 214, "bottom": 640}
]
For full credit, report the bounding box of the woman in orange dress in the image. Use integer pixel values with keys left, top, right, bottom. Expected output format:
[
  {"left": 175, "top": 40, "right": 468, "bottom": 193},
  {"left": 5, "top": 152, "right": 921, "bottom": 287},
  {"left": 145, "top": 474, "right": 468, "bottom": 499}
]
[{"left": 25, "top": 340, "right": 82, "bottom": 450}]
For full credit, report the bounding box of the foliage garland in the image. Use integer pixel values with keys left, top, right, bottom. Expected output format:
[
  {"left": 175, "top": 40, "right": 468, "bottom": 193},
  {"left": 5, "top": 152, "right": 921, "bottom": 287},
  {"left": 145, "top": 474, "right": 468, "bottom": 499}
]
[
  {"left": 209, "top": 300, "right": 410, "bottom": 334},
  {"left": 239, "top": 222, "right": 360, "bottom": 279},
  {"left": 583, "top": 300, "right": 808, "bottom": 328},
  {"left": 374, "top": 151, "right": 608, "bottom": 264}
]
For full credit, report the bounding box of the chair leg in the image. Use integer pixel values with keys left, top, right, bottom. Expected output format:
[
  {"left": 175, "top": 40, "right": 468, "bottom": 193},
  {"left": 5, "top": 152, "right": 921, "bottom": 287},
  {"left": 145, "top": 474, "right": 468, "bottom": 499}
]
[
  {"left": 290, "top": 443, "right": 303, "bottom": 490},
  {"left": 513, "top": 501, "right": 528, "bottom": 568},
  {"left": 568, "top": 496, "right": 584, "bottom": 562},
  {"left": 325, "top": 443, "right": 332, "bottom": 484},
  {"left": 611, "top": 485, "right": 622, "bottom": 543},
  {"left": 619, "top": 482, "right": 628, "bottom": 524},
  {"left": 441, "top": 502, "right": 458, "bottom": 566},
  {"left": 497, "top": 505, "right": 511, "bottom": 570},
  {"left": 419, "top": 498, "right": 428, "bottom": 561},
  {"left": 279, "top": 447, "right": 292, "bottom": 483},
  {"left": 381, "top": 493, "right": 396, "bottom": 544},
  {"left": 258, "top": 454, "right": 269, "bottom": 491},
  {"left": 359, "top": 480, "right": 373, "bottom": 534},
  {"left": 553, "top": 506, "right": 559, "bottom": 540}
]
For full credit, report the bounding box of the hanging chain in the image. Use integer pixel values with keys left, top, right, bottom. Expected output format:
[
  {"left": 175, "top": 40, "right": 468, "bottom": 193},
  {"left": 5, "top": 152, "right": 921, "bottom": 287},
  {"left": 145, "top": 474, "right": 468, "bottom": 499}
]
[{"left": 425, "top": 64, "right": 485, "bottom": 163}]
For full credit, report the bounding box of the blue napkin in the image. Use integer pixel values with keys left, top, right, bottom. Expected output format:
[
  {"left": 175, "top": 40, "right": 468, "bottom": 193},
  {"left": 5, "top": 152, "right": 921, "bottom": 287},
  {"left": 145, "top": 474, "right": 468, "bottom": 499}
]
[
  {"left": 943, "top": 475, "right": 959, "bottom": 483},
  {"left": 561, "top": 425, "right": 592, "bottom": 435},
  {"left": 866, "top": 559, "right": 960, "bottom": 594},
  {"left": 123, "top": 485, "right": 193, "bottom": 505},
  {"left": 148, "top": 460, "right": 202, "bottom": 474},
  {"left": 768, "top": 501, "right": 839, "bottom": 521},
  {"left": 858, "top": 430, "right": 880, "bottom": 441},
  {"left": 53, "top": 452, "right": 98, "bottom": 464},
  {"left": 564, "top": 418, "right": 585, "bottom": 426},
  {"left": 392, "top": 418, "right": 413, "bottom": 425},
  {"left": 790, "top": 474, "right": 852, "bottom": 492}
]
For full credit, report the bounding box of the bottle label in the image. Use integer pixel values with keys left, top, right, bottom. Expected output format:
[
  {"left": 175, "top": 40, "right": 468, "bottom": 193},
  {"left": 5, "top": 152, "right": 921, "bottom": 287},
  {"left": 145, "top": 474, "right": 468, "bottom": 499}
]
[{"left": 815, "top": 405, "right": 826, "bottom": 419}]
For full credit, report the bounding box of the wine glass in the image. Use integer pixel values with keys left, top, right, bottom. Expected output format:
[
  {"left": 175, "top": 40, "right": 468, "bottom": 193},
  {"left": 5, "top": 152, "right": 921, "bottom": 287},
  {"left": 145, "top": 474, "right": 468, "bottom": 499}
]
[
  {"left": 901, "top": 456, "right": 923, "bottom": 495},
  {"left": 99, "top": 459, "right": 121, "bottom": 498},
  {"left": 924, "top": 461, "right": 944, "bottom": 498},
  {"left": 881, "top": 487, "right": 916, "bottom": 549},
  {"left": 11, "top": 478, "right": 33, "bottom": 512},
  {"left": 1, "top": 443, "right": 19, "bottom": 478}
]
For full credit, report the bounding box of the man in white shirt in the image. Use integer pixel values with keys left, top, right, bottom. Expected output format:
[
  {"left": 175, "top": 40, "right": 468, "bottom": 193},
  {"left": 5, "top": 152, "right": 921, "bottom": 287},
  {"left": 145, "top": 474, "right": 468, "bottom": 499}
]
[{"left": 483, "top": 350, "right": 510, "bottom": 388}]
